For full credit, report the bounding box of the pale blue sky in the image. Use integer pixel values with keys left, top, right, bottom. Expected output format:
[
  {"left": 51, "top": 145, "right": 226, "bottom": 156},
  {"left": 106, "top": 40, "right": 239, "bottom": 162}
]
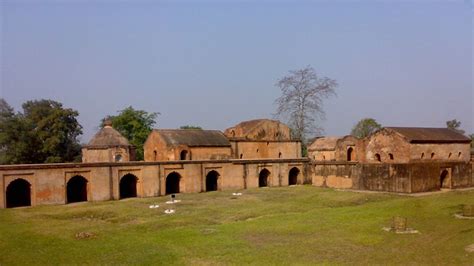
[{"left": 1, "top": 0, "right": 472, "bottom": 142}]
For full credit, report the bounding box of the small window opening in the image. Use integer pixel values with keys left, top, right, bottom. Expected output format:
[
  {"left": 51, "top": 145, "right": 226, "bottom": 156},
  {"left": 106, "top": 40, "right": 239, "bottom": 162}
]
[
  {"left": 256, "top": 149, "right": 259, "bottom": 153},
  {"left": 278, "top": 152, "right": 282, "bottom": 158},
  {"left": 375, "top": 153, "right": 381, "bottom": 162},
  {"left": 448, "top": 152, "right": 452, "bottom": 159},
  {"left": 322, "top": 155, "right": 326, "bottom": 161},
  {"left": 389, "top": 153, "right": 394, "bottom": 160},
  {"left": 421, "top": 153, "right": 425, "bottom": 159},
  {"left": 431, "top": 153, "right": 435, "bottom": 159},
  {"left": 458, "top": 152, "right": 462, "bottom": 158},
  {"left": 240, "top": 154, "right": 243, "bottom": 159},
  {"left": 153, "top": 150, "right": 157, "bottom": 161},
  {"left": 115, "top": 154, "right": 123, "bottom": 162},
  {"left": 347, "top": 147, "right": 354, "bottom": 162},
  {"left": 180, "top": 150, "right": 188, "bottom": 160}
]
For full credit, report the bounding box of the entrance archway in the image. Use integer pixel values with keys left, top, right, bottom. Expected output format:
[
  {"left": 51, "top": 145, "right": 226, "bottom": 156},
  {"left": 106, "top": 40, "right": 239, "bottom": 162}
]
[
  {"left": 6, "top": 178, "right": 31, "bottom": 208},
  {"left": 206, "top": 171, "right": 219, "bottom": 192},
  {"left": 440, "top": 169, "right": 451, "bottom": 189},
  {"left": 166, "top": 172, "right": 181, "bottom": 194},
  {"left": 259, "top": 169, "right": 270, "bottom": 187},
  {"left": 119, "top": 174, "right": 138, "bottom": 199},
  {"left": 347, "top": 147, "right": 354, "bottom": 161},
  {"left": 288, "top": 167, "right": 300, "bottom": 185},
  {"left": 67, "top": 175, "right": 88, "bottom": 203}
]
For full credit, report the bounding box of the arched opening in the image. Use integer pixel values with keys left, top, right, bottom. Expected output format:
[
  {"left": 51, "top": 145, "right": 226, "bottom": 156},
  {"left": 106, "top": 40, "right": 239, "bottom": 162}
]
[
  {"left": 448, "top": 152, "right": 452, "bottom": 159},
  {"left": 67, "top": 175, "right": 88, "bottom": 203},
  {"left": 6, "top": 179, "right": 31, "bottom": 208},
  {"left": 440, "top": 170, "right": 451, "bottom": 189},
  {"left": 180, "top": 150, "right": 188, "bottom": 160},
  {"left": 389, "top": 153, "right": 394, "bottom": 160},
  {"left": 347, "top": 147, "right": 354, "bottom": 161},
  {"left": 259, "top": 169, "right": 270, "bottom": 187},
  {"left": 153, "top": 150, "right": 157, "bottom": 161},
  {"left": 206, "top": 171, "right": 219, "bottom": 192},
  {"left": 458, "top": 152, "right": 462, "bottom": 158},
  {"left": 375, "top": 153, "right": 381, "bottom": 162},
  {"left": 240, "top": 154, "right": 243, "bottom": 159},
  {"left": 119, "top": 174, "right": 138, "bottom": 199},
  {"left": 278, "top": 152, "right": 282, "bottom": 158},
  {"left": 431, "top": 153, "right": 435, "bottom": 159},
  {"left": 166, "top": 172, "right": 181, "bottom": 195},
  {"left": 288, "top": 167, "right": 299, "bottom": 186},
  {"left": 421, "top": 153, "right": 425, "bottom": 159},
  {"left": 115, "top": 154, "right": 122, "bottom": 162}
]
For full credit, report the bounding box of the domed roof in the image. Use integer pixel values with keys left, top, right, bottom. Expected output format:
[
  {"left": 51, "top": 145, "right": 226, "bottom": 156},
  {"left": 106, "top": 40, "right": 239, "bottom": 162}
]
[{"left": 84, "top": 123, "right": 131, "bottom": 148}]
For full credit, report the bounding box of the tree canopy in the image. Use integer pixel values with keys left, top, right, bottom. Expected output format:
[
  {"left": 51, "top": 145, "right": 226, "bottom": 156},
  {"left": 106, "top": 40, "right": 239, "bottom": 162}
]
[
  {"left": 446, "top": 119, "right": 465, "bottom": 135},
  {"left": 351, "top": 118, "right": 382, "bottom": 138},
  {"left": 274, "top": 66, "right": 337, "bottom": 142},
  {"left": 0, "top": 99, "right": 83, "bottom": 164},
  {"left": 180, "top": 125, "right": 202, "bottom": 130},
  {"left": 103, "top": 106, "right": 158, "bottom": 161}
]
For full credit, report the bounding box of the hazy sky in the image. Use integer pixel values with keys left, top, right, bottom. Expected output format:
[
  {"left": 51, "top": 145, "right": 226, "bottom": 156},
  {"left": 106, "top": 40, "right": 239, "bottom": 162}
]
[{"left": 1, "top": 0, "right": 472, "bottom": 143}]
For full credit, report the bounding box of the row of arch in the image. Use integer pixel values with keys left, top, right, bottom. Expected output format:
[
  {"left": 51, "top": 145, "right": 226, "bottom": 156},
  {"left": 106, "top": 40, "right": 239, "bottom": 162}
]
[{"left": 4, "top": 167, "right": 302, "bottom": 208}]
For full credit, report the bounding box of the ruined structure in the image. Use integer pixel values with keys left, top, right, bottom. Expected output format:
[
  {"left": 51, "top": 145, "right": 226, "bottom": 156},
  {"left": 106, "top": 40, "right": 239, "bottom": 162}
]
[
  {"left": 312, "top": 127, "right": 472, "bottom": 192},
  {"left": 224, "top": 119, "right": 301, "bottom": 159},
  {"left": 362, "top": 127, "right": 471, "bottom": 163},
  {"left": 308, "top": 135, "right": 360, "bottom": 162},
  {"left": 1, "top": 121, "right": 472, "bottom": 209},
  {"left": 82, "top": 120, "right": 136, "bottom": 163},
  {"left": 144, "top": 129, "right": 232, "bottom": 161}
]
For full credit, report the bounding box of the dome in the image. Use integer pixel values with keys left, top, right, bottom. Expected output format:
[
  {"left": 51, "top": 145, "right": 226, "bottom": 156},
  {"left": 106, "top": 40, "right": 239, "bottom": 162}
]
[{"left": 84, "top": 124, "right": 131, "bottom": 148}]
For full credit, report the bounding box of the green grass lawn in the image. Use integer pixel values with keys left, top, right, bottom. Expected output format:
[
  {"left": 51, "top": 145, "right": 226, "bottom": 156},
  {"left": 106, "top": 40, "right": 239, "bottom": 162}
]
[{"left": 1, "top": 186, "right": 473, "bottom": 265}]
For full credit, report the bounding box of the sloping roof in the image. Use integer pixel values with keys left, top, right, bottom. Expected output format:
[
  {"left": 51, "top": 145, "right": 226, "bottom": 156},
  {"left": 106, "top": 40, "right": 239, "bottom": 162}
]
[
  {"left": 85, "top": 126, "right": 131, "bottom": 147},
  {"left": 228, "top": 119, "right": 276, "bottom": 136},
  {"left": 154, "top": 129, "right": 231, "bottom": 147},
  {"left": 308, "top": 137, "right": 341, "bottom": 151},
  {"left": 386, "top": 127, "right": 471, "bottom": 144}
]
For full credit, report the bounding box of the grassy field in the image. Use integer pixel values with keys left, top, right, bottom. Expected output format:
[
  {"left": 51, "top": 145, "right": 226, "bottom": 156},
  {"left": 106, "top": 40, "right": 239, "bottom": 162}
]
[{"left": 0, "top": 186, "right": 473, "bottom": 265}]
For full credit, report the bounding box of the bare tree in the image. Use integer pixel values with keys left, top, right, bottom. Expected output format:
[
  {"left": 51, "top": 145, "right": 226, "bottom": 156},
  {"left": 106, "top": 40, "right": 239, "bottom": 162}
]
[{"left": 275, "top": 66, "right": 337, "bottom": 142}]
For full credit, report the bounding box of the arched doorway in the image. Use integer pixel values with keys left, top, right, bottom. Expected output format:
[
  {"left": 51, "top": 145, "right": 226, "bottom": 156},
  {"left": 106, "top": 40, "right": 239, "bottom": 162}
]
[
  {"left": 347, "top": 147, "right": 354, "bottom": 161},
  {"left": 180, "top": 150, "right": 188, "bottom": 160},
  {"left": 259, "top": 169, "right": 270, "bottom": 187},
  {"left": 6, "top": 179, "right": 31, "bottom": 208},
  {"left": 288, "top": 167, "right": 299, "bottom": 186},
  {"left": 440, "top": 169, "right": 451, "bottom": 189},
  {"left": 119, "top": 174, "right": 138, "bottom": 199},
  {"left": 67, "top": 175, "right": 88, "bottom": 203},
  {"left": 206, "top": 171, "right": 219, "bottom": 192},
  {"left": 166, "top": 172, "right": 181, "bottom": 194}
]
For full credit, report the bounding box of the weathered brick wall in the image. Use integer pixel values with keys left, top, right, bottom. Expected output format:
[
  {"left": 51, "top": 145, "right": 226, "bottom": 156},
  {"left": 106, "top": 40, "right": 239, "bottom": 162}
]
[
  {"left": 312, "top": 162, "right": 473, "bottom": 193},
  {"left": 0, "top": 159, "right": 308, "bottom": 208},
  {"left": 231, "top": 141, "right": 301, "bottom": 160}
]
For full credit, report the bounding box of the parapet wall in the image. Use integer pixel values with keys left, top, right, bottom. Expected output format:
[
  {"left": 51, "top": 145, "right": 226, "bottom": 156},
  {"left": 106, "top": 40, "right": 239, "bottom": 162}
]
[
  {"left": 0, "top": 159, "right": 308, "bottom": 209},
  {"left": 312, "top": 161, "right": 473, "bottom": 193},
  {"left": 2, "top": 159, "right": 473, "bottom": 208}
]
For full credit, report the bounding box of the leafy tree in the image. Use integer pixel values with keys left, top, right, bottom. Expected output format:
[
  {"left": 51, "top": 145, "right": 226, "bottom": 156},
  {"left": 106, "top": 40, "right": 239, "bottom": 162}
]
[
  {"left": 446, "top": 119, "right": 465, "bottom": 135},
  {"left": 351, "top": 118, "right": 382, "bottom": 138},
  {"left": 180, "top": 125, "right": 202, "bottom": 130},
  {"left": 275, "top": 66, "right": 337, "bottom": 142},
  {"left": 103, "top": 106, "right": 158, "bottom": 161},
  {"left": 0, "top": 99, "right": 83, "bottom": 164}
]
